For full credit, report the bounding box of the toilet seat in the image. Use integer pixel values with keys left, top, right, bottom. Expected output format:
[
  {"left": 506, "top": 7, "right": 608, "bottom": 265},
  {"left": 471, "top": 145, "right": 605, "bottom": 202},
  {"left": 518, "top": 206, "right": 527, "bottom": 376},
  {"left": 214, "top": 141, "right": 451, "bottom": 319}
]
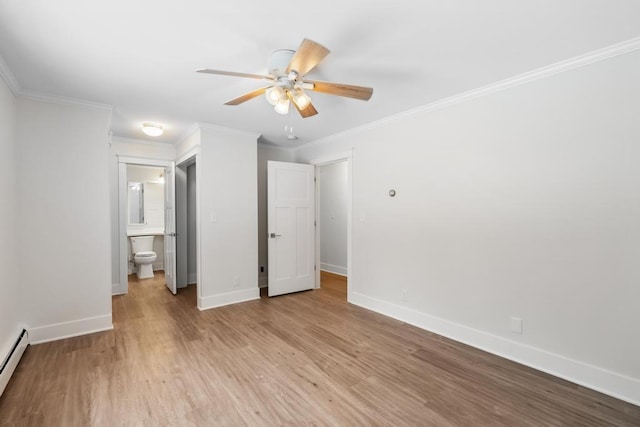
[{"left": 135, "top": 251, "right": 155, "bottom": 257}]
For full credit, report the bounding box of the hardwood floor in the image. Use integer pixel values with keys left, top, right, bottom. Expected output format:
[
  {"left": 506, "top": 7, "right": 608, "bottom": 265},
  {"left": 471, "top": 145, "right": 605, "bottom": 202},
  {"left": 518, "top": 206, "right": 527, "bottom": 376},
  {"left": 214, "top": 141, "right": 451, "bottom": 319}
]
[{"left": 1, "top": 272, "right": 639, "bottom": 426}]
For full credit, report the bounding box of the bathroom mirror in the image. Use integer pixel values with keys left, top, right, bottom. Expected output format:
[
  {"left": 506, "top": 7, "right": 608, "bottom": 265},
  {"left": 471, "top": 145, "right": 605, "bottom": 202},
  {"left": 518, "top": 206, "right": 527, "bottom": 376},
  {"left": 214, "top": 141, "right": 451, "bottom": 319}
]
[{"left": 128, "top": 182, "right": 144, "bottom": 224}]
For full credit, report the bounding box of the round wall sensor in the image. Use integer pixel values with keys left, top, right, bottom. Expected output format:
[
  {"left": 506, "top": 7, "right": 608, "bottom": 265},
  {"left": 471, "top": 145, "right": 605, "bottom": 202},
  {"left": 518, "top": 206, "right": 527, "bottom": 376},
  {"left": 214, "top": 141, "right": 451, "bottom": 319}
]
[{"left": 389, "top": 189, "right": 396, "bottom": 197}]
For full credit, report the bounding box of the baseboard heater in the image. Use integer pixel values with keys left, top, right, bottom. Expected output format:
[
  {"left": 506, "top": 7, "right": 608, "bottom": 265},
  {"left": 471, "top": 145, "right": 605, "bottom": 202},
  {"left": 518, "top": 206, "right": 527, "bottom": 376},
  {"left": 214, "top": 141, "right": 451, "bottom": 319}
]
[{"left": 0, "top": 329, "right": 29, "bottom": 396}]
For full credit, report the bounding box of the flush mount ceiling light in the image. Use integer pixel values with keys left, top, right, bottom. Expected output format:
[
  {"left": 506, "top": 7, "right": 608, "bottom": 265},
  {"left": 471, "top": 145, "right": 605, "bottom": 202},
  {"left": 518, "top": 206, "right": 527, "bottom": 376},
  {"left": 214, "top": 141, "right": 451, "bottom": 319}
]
[{"left": 142, "top": 122, "right": 164, "bottom": 137}]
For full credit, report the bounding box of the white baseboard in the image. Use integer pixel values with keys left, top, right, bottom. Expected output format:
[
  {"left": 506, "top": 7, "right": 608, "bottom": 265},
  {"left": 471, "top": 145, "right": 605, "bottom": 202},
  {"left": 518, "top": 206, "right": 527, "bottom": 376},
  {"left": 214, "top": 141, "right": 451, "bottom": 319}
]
[
  {"left": 320, "top": 263, "right": 348, "bottom": 277},
  {"left": 112, "top": 283, "right": 125, "bottom": 295},
  {"left": 28, "top": 314, "right": 113, "bottom": 345},
  {"left": 188, "top": 272, "right": 197, "bottom": 285},
  {"left": 349, "top": 291, "right": 640, "bottom": 407},
  {"left": 198, "top": 288, "right": 260, "bottom": 311},
  {"left": 258, "top": 275, "right": 268, "bottom": 288}
]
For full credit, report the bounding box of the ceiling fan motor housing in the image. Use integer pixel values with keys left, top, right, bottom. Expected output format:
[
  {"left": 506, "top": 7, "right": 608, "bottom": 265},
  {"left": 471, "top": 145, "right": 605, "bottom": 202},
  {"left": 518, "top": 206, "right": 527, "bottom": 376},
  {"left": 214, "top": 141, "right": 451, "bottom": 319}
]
[{"left": 268, "top": 49, "right": 295, "bottom": 77}]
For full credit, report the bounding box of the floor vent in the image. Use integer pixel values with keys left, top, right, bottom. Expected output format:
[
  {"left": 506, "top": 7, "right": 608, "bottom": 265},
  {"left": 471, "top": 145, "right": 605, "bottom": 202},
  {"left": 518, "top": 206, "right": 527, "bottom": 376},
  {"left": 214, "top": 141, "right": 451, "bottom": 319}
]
[{"left": 0, "top": 329, "right": 29, "bottom": 396}]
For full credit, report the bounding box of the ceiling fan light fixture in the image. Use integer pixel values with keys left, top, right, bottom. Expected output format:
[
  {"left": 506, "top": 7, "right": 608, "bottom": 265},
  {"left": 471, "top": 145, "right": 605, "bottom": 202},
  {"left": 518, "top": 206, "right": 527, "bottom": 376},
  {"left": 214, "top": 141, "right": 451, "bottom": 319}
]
[
  {"left": 142, "top": 122, "right": 163, "bottom": 137},
  {"left": 265, "top": 86, "right": 284, "bottom": 106},
  {"left": 291, "top": 88, "right": 311, "bottom": 110},
  {"left": 274, "top": 97, "right": 290, "bottom": 115}
]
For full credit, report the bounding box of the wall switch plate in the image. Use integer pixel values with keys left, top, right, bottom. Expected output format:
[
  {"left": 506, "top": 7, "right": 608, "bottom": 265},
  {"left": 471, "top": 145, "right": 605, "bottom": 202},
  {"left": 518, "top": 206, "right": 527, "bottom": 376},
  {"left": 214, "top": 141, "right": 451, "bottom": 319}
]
[
  {"left": 233, "top": 275, "right": 240, "bottom": 287},
  {"left": 510, "top": 317, "right": 523, "bottom": 334}
]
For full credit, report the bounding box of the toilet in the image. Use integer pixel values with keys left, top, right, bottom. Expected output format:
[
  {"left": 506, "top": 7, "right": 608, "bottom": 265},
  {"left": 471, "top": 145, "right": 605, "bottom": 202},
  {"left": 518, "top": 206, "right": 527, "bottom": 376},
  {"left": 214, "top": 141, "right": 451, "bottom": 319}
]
[{"left": 130, "top": 236, "right": 157, "bottom": 279}]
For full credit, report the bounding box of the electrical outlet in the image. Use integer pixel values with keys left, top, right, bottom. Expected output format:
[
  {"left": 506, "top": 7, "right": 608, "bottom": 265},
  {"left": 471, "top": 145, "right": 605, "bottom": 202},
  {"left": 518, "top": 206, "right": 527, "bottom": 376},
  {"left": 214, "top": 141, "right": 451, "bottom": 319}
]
[
  {"left": 510, "top": 317, "right": 523, "bottom": 334},
  {"left": 233, "top": 275, "right": 240, "bottom": 287},
  {"left": 402, "top": 290, "right": 408, "bottom": 302}
]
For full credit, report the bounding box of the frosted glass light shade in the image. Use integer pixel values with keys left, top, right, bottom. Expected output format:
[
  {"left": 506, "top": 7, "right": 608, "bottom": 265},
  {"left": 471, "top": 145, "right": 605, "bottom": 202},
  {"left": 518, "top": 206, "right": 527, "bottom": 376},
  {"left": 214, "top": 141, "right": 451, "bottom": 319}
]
[
  {"left": 291, "top": 88, "right": 311, "bottom": 110},
  {"left": 142, "top": 123, "right": 163, "bottom": 137},
  {"left": 265, "top": 86, "right": 284, "bottom": 106},
  {"left": 274, "top": 98, "right": 290, "bottom": 115}
]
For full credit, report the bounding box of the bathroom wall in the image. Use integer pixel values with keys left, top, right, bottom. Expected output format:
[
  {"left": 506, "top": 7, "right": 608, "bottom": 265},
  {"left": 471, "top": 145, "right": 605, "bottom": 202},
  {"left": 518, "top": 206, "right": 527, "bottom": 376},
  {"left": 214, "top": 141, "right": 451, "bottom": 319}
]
[
  {"left": 318, "top": 161, "right": 348, "bottom": 276},
  {"left": 0, "top": 71, "right": 21, "bottom": 361},
  {"left": 295, "top": 49, "right": 640, "bottom": 404}
]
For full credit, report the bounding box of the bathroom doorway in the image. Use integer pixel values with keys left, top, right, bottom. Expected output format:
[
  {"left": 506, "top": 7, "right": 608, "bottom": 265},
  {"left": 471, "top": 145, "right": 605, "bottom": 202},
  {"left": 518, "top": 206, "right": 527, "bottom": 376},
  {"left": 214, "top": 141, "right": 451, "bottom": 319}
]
[
  {"left": 126, "top": 164, "right": 167, "bottom": 281},
  {"left": 117, "top": 157, "right": 175, "bottom": 295},
  {"left": 116, "top": 152, "right": 200, "bottom": 307}
]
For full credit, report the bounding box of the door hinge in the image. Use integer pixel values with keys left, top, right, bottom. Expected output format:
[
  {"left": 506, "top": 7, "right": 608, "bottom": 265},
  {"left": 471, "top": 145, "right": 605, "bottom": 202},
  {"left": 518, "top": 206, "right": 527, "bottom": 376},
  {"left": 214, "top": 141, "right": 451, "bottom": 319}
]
[
  {"left": 314, "top": 265, "right": 317, "bottom": 271},
  {"left": 314, "top": 220, "right": 316, "bottom": 227},
  {"left": 314, "top": 176, "right": 317, "bottom": 182}
]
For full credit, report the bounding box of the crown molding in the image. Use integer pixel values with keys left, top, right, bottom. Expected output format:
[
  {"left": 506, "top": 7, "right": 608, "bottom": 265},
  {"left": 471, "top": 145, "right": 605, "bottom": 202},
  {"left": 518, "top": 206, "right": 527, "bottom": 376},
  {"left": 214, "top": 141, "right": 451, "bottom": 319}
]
[
  {"left": 257, "top": 141, "right": 296, "bottom": 153},
  {"left": 0, "top": 54, "right": 21, "bottom": 95},
  {"left": 110, "top": 135, "right": 174, "bottom": 147},
  {"left": 296, "top": 36, "right": 640, "bottom": 153},
  {"left": 174, "top": 122, "right": 201, "bottom": 147},
  {"left": 197, "top": 121, "right": 262, "bottom": 140},
  {"left": 19, "top": 90, "right": 113, "bottom": 111}
]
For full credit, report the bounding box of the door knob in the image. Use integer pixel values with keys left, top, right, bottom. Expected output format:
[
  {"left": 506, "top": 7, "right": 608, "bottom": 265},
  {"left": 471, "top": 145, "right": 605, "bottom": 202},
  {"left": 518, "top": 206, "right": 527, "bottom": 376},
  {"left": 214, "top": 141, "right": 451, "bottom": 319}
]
[{"left": 269, "top": 233, "right": 282, "bottom": 238}]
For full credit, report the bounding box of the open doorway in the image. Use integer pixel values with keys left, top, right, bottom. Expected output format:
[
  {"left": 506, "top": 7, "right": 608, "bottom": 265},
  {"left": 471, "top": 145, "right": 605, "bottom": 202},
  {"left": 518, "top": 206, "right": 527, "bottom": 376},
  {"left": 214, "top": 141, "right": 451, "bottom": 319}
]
[
  {"left": 316, "top": 159, "right": 349, "bottom": 301},
  {"left": 175, "top": 156, "right": 198, "bottom": 306},
  {"left": 115, "top": 152, "right": 200, "bottom": 309},
  {"left": 126, "top": 164, "right": 167, "bottom": 293}
]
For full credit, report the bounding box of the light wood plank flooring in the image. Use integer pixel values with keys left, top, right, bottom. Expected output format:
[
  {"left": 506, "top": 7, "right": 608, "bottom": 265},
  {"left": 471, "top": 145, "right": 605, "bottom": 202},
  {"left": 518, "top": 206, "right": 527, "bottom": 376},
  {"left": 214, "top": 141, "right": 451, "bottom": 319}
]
[{"left": 1, "top": 271, "right": 639, "bottom": 425}]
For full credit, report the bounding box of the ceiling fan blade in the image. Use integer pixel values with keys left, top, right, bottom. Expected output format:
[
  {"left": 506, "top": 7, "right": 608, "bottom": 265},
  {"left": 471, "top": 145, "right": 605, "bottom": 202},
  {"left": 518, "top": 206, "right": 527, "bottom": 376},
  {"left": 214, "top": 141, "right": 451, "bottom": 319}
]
[
  {"left": 298, "top": 102, "right": 318, "bottom": 118},
  {"left": 224, "top": 86, "right": 272, "bottom": 106},
  {"left": 305, "top": 80, "right": 373, "bottom": 101},
  {"left": 286, "top": 39, "right": 330, "bottom": 77},
  {"left": 287, "top": 90, "right": 318, "bottom": 118},
  {"left": 196, "top": 69, "right": 273, "bottom": 81}
]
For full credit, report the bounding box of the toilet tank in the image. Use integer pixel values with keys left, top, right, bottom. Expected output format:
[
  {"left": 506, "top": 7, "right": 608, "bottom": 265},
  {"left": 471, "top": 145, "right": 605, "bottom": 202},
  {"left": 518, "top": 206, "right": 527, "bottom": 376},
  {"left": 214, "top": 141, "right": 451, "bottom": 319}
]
[{"left": 130, "top": 236, "right": 155, "bottom": 254}]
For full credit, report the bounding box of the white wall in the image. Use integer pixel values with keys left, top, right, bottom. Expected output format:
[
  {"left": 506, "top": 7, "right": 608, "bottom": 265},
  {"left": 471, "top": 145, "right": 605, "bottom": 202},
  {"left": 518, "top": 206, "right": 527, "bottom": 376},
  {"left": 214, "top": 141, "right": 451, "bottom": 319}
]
[
  {"left": 318, "top": 161, "right": 348, "bottom": 276},
  {"left": 0, "top": 75, "right": 20, "bottom": 359},
  {"left": 296, "top": 50, "right": 640, "bottom": 404},
  {"left": 197, "top": 125, "right": 259, "bottom": 308},
  {"left": 257, "top": 143, "right": 295, "bottom": 286},
  {"left": 16, "top": 98, "right": 113, "bottom": 343}
]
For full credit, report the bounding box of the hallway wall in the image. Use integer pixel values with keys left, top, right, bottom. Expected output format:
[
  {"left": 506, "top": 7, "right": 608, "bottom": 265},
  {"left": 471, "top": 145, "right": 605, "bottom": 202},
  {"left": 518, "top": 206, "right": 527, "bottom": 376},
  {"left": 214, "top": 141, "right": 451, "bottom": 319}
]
[{"left": 0, "top": 74, "right": 20, "bottom": 361}]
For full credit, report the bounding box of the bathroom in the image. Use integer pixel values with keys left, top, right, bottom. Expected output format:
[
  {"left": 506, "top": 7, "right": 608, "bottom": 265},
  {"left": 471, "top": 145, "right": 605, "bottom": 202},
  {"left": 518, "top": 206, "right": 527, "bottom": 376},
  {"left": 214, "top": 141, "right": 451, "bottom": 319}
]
[{"left": 127, "top": 164, "right": 165, "bottom": 279}]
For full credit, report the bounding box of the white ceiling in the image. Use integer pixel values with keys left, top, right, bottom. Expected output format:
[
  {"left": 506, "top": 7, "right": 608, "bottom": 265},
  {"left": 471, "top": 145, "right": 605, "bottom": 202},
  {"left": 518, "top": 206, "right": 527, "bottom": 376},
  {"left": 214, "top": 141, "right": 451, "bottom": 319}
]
[{"left": 1, "top": 1, "right": 639, "bottom": 147}]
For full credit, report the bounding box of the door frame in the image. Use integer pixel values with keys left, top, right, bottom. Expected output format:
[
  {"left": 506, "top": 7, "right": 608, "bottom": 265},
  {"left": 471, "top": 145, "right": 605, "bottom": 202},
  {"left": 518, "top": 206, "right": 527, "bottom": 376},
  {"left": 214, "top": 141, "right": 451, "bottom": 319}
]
[
  {"left": 175, "top": 146, "right": 202, "bottom": 307},
  {"left": 117, "top": 156, "right": 174, "bottom": 295},
  {"left": 310, "top": 150, "right": 353, "bottom": 300}
]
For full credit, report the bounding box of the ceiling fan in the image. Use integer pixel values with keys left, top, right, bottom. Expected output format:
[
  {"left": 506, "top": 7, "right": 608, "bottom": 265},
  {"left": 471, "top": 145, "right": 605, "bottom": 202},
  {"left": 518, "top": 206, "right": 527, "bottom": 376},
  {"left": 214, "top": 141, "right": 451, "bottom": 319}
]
[{"left": 196, "top": 38, "right": 373, "bottom": 118}]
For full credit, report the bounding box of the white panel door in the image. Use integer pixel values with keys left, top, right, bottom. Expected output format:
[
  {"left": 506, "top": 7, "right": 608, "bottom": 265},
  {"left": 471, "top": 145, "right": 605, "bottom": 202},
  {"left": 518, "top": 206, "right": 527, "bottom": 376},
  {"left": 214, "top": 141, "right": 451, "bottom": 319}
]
[
  {"left": 164, "top": 164, "right": 177, "bottom": 294},
  {"left": 268, "top": 161, "right": 315, "bottom": 297}
]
